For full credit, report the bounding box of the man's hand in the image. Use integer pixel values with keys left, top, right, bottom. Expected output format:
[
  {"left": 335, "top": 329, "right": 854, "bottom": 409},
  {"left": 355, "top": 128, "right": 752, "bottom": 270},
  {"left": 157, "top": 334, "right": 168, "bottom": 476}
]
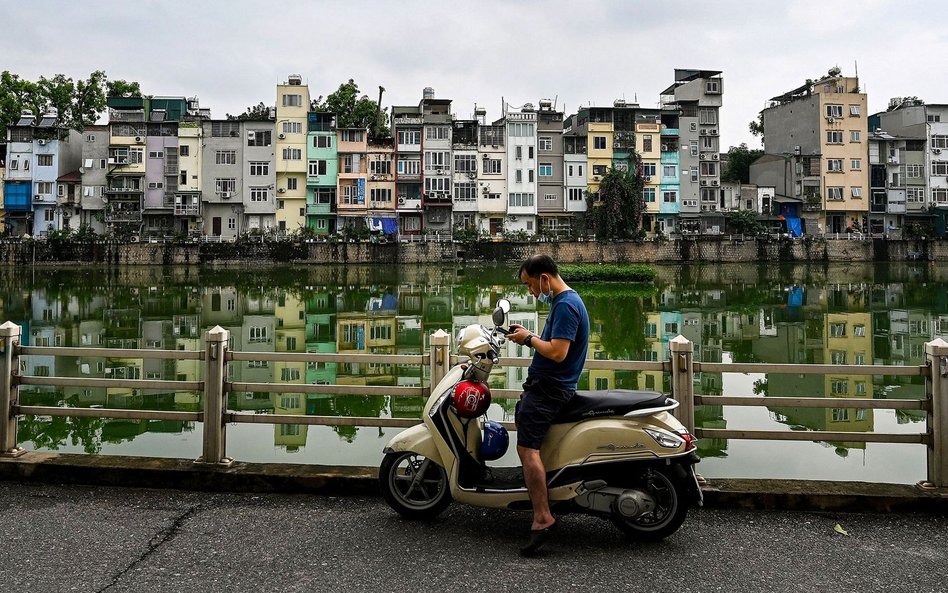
[{"left": 508, "top": 323, "right": 531, "bottom": 346}]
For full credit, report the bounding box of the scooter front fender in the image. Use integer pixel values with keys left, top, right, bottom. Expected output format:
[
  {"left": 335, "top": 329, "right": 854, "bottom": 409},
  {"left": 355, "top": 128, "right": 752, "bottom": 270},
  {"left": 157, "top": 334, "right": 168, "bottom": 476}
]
[{"left": 383, "top": 423, "right": 444, "bottom": 466}]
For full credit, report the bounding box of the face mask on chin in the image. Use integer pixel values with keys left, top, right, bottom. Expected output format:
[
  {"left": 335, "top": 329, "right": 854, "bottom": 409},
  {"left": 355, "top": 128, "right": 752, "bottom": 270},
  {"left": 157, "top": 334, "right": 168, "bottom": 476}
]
[{"left": 537, "top": 275, "right": 554, "bottom": 305}]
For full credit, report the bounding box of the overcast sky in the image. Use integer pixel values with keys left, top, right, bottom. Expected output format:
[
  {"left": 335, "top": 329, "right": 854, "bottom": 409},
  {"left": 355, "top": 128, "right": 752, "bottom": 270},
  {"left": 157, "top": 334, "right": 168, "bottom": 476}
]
[{"left": 5, "top": 0, "right": 946, "bottom": 149}]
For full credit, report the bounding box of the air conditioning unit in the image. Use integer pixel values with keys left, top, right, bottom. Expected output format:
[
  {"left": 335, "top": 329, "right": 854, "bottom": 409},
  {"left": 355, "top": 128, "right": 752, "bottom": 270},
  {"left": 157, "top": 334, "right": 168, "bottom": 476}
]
[
  {"left": 277, "top": 188, "right": 285, "bottom": 193},
  {"left": 593, "top": 176, "right": 601, "bottom": 181},
  {"left": 34, "top": 194, "right": 43, "bottom": 201},
  {"left": 700, "top": 129, "right": 708, "bottom": 136},
  {"left": 135, "top": 136, "right": 144, "bottom": 143},
  {"left": 826, "top": 116, "right": 835, "bottom": 123},
  {"left": 700, "top": 179, "right": 709, "bottom": 187},
  {"left": 614, "top": 142, "right": 621, "bottom": 149},
  {"left": 278, "top": 133, "right": 286, "bottom": 140},
  {"left": 711, "top": 179, "right": 719, "bottom": 186},
  {"left": 709, "top": 129, "right": 718, "bottom": 136},
  {"left": 398, "top": 197, "right": 407, "bottom": 204},
  {"left": 934, "top": 149, "right": 942, "bottom": 154},
  {"left": 248, "top": 131, "right": 256, "bottom": 140},
  {"left": 701, "top": 205, "right": 708, "bottom": 212},
  {"left": 661, "top": 144, "right": 669, "bottom": 151},
  {"left": 37, "top": 139, "right": 47, "bottom": 146},
  {"left": 712, "top": 154, "right": 720, "bottom": 161},
  {"left": 482, "top": 186, "right": 490, "bottom": 194},
  {"left": 221, "top": 191, "right": 233, "bottom": 199},
  {"left": 467, "top": 172, "right": 477, "bottom": 179},
  {"left": 643, "top": 176, "right": 651, "bottom": 182},
  {"left": 370, "top": 174, "right": 379, "bottom": 180},
  {"left": 436, "top": 168, "right": 444, "bottom": 175}
]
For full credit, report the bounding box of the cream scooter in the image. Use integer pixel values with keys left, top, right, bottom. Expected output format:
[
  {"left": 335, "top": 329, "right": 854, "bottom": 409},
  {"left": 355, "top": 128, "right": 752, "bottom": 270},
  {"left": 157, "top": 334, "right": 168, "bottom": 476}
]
[{"left": 379, "top": 300, "right": 702, "bottom": 540}]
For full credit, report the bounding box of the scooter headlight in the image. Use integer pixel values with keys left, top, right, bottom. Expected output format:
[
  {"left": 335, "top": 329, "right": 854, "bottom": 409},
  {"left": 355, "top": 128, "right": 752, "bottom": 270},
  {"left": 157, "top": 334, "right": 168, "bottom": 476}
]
[{"left": 644, "top": 427, "right": 685, "bottom": 449}]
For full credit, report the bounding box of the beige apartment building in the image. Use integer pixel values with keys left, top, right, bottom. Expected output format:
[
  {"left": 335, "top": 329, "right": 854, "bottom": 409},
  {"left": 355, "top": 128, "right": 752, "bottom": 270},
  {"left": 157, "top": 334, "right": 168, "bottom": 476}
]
[{"left": 275, "top": 75, "right": 310, "bottom": 234}]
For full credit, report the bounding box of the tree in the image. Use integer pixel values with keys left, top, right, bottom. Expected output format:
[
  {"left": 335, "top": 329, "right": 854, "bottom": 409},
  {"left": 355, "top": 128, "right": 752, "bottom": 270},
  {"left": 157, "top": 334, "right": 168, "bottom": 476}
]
[
  {"left": 1, "top": 70, "right": 121, "bottom": 135},
  {"left": 721, "top": 143, "right": 764, "bottom": 184},
  {"left": 227, "top": 101, "right": 274, "bottom": 121},
  {"left": 312, "top": 79, "right": 390, "bottom": 138},
  {"left": 726, "top": 209, "right": 767, "bottom": 236},
  {"left": 585, "top": 164, "right": 646, "bottom": 241},
  {"left": 106, "top": 79, "right": 142, "bottom": 98},
  {"left": 0, "top": 70, "right": 43, "bottom": 137},
  {"left": 748, "top": 111, "right": 764, "bottom": 139}
]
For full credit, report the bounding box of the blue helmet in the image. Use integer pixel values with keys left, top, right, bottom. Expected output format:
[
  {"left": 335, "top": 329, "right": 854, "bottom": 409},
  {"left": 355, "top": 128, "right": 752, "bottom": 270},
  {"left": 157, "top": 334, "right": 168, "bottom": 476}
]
[{"left": 480, "top": 420, "right": 509, "bottom": 461}]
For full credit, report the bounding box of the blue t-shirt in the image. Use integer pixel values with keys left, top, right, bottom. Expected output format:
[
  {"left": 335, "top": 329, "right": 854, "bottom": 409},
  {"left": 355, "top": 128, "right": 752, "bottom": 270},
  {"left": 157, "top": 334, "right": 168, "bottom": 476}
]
[{"left": 528, "top": 289, "right": 589, "bottom": 392}]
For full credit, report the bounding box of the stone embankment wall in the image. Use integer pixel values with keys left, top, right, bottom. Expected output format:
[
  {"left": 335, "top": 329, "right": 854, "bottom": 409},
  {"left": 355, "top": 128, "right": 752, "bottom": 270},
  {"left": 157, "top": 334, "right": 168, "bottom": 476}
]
[{"left": 0, "top": 237, "right": 944, "bottom": 265}]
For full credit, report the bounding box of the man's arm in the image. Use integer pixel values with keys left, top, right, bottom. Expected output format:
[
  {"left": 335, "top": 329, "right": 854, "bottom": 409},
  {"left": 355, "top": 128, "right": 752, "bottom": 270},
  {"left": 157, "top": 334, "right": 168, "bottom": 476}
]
[{"left": 531, "top": 336, "right": 571, "bottom": 363}]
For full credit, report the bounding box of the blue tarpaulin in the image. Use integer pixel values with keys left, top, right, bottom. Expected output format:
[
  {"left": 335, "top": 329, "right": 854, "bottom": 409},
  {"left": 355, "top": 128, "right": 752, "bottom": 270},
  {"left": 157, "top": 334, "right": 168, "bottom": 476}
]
[
  {"left": 787, "top": 286, "right": 803, "bottom": 307},
  {"left": 377, "top": 218, "right": 398, "bottom": 234},
  {"left": 785, "top": 217, "right": 802, "bottom": 237}
]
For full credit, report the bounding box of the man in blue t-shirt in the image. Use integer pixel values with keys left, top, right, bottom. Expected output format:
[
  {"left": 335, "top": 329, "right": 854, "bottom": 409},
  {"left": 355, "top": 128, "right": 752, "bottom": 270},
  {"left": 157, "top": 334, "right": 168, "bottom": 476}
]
[{"left": 508, "top": 254, "right": 589, "bottom": 556}]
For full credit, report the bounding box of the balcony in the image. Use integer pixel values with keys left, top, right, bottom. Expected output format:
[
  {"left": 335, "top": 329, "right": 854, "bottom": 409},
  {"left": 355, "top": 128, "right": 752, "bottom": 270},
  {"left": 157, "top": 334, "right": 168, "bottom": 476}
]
[
  {"left": 105, "top": 208, "right": 143, "bottom": 223},
  {"left": 106, "top": 184, "right": 143, "bottom": 194},
  {"left": 661, "top": 128, "right": 680, "bottom": 137},
  {"left": 422, "top": 191, "right": 452, "bottom": 206},
  {"left": 174, "top": 204, "right": 200, "bottom": 216},
  {"left": 108, "top": 109, "right": 145, "bottom": 122}
]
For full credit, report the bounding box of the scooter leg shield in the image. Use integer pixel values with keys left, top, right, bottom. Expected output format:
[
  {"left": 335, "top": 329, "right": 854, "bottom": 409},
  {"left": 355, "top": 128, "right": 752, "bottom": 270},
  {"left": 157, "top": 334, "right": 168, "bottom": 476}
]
[{"left": 383, "top": 423, "right": 444, "bottom": 465}]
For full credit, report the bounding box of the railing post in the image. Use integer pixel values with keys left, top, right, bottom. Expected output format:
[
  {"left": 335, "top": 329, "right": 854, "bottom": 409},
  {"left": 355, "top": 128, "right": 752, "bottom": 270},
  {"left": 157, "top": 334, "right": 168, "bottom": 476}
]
[
  {"left": 429, "top": 329, "right": 451, "bottom": 392},
  {"left": 0, "top": 321, "right": 26, "bottom": 457},
  {"left": 197, "top": 325, "right": 231, "bottom": 466},
  {"left": 669, "top": 335, "right": 695, "bottom": 434},
  {"left": 924, "top": 338, "right": 948, "bottom": 488}
]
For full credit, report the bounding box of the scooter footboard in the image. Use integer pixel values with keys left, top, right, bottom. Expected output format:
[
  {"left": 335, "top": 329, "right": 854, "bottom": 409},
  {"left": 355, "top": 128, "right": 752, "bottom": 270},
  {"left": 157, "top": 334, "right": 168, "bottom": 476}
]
[{"left": 383, "top": 423, "right": 444, "bottom": 466}]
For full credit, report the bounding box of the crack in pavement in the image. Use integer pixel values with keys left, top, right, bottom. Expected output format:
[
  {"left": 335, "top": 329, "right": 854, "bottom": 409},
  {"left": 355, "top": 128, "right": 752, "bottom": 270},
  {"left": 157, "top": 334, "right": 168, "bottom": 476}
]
[{"left": 96, "top": 503, "right": 205, "bottom": 593}]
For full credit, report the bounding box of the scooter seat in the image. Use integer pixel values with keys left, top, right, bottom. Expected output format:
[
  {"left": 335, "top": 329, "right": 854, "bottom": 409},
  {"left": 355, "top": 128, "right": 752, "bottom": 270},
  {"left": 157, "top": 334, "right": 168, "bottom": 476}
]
[{"left": 553, "top": 389, "right": 668, "bottom": 423}]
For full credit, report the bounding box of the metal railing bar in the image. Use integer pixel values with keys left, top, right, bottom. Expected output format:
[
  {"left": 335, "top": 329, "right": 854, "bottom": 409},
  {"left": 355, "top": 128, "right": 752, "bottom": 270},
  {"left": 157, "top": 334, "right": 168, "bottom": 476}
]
[
  {"left": 228, "top": 382, "right": 425, "bottom": 397},
  {"left": 228, "top": 352, "right": 425, "bottom": 364},
  {"left": 15, "top": 405, "right": 201, "bottom": 422},
  {"left": 226, "top": 412, "right": 518, "bottom": 431},
  {"left": 696, "top": 428, "right": 927, "bottom": 444},
  {"left": 17, "top": 377, "right": 204, "bottom": 391},
  {"left": 17, "top": 346, "right": 204, "bottom": 360},
  {"left": 695, "top": 395, "right": 929, "bottom": 410},
  {"left": 696, "top": 362, "right": 926, "bottom": 376}
]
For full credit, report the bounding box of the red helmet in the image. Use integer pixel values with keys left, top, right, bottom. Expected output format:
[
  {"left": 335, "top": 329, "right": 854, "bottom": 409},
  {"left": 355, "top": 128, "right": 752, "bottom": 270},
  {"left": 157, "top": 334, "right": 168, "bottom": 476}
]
[{"left": 452, "top": 380, "right": 491, "bottom": 418}]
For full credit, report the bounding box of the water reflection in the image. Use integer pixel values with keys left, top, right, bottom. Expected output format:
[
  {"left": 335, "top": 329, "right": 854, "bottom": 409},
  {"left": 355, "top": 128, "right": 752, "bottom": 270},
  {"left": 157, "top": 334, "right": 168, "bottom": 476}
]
[{"left": 3, "top": 262, "right": 943, "bottom": 481}]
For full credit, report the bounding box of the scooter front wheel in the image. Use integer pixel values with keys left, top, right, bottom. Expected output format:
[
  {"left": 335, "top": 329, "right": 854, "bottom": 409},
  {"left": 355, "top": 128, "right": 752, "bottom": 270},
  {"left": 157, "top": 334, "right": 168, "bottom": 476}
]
[
  {"left": 379, "top": 451, "right": 452, "bottom": 520},
  {"left": 611, "top": 465, "right": 689, "bottom": 541}
]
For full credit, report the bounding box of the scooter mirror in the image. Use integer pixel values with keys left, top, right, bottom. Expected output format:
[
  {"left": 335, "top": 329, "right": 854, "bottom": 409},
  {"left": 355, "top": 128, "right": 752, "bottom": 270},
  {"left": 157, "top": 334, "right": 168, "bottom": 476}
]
[{"left": 492, "top": 299, "right": 511, "bottom": 327}]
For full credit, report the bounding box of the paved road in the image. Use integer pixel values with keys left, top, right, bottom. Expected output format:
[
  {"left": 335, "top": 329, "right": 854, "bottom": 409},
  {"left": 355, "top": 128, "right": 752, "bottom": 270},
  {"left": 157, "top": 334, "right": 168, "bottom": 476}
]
[{"left": 0, "top": 480, "right": 945, "bottom": 593}]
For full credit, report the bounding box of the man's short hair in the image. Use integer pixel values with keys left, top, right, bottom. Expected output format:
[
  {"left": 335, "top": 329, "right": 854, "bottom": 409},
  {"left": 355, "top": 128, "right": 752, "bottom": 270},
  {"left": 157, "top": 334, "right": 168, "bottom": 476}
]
[{"left": 519, "top": 254, "right": 559, "bottom": 279}]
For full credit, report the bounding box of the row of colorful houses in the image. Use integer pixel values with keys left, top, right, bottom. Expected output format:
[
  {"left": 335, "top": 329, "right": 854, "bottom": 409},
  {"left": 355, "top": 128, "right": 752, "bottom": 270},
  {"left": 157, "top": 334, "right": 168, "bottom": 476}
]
[{"left": 2, "top": 67, "right": 947, "bottom": 240}]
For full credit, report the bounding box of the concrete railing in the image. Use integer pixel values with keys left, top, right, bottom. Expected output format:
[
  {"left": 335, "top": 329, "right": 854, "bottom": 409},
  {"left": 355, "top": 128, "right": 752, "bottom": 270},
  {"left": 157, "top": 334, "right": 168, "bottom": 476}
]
[{"left": 0, "top": 320, "right": 944, "bottom": 487}]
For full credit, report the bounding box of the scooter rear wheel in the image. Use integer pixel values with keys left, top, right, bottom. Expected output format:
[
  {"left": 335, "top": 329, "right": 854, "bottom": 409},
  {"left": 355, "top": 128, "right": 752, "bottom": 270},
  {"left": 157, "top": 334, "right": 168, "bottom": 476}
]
[
  {"left": 611, "top": 466, "right": 688, "bottom": 541},
  {"left": 379, "top": 451, "right": 452, "bottom": 520}
]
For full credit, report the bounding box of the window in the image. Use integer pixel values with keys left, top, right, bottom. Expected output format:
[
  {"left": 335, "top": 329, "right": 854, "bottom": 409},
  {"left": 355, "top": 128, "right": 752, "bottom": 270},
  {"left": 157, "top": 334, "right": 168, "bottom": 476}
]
[
  {"left": 592, "top": 165, "right": 607, "bottom": 176},
  {"left": 483, "top": 158, "right": 502, "bottom": 174},
  {"left": 826, "top": 104, "right": 843, "bottom": 118},
  {"left": 594, "top": 136, "right": 607, "bottom": 150},
  {"left": 515, "top": 146, "right": 522, "bottom": 159},
  {"left": 280, "top": 120, "right": 301, "bottom": 134},
  {"left": 424, "top": 151, "right": 450, "bottom": 171},
  {"left": 215, "top": 178, "right": 236, "bottom": 193},
  {"left": 148, "top": 150, "right": 164, "bottom": 159},
  {"left": 454, "top": 182, "right": 477, "bottom": 201},
  {"left": 642, "top": 135, "right": 653, "bottom": 152},
  {"left": 397, "top": 159, "right": 420, "bottom": 176},
  {"left": 216, "top": 150, "right": 237, "bottom": 165},
  {"left": 827, "top": 159, "right": 844, "bottom": 172},
  {"left": 37, "top": 154, "right": 52, "bottom": 166},
  {"left": 853, "top": 324, "right": 866, "bottom": 337},
  {"left": 249, "top": 326, "right": 269, "bottom": 342},
  {"left": 369, "top": 159, "right": 392, "bottom": 175},
  {"left": 905, "top": 164, "right": 923, "bottom": 178},
  {"left": 663, "top": 190, "right": 677, "bottom": 204},
  {"left": 454, "top": 154, "right": 476, "bottom": 173},
  {"left": 282, "top": 94, "right": 301, "bottom": 107},
  {"left": 515, "top": 169, "right": 522, "bottom": 183},
  {"left": 248, "top": 130, "right": 272, "bottom": 146},
  {"left": 539, "top": 163, "right": 553, "bottom": 177},
  {"left": 663, "top": 165, "right": 677, "bottom": 178},
  {"left": 850, "top": 130, "right": 861, "bottom": 142},
  {"left": 539, "top": 136, "right": 552, "bottom": 151},
  {"left": 287, "top": 177, "right": 298, "bottom": 190},
  {"left": 508, "top": 122, "right": 535, "bottom": 137},
  {"left": 147, "top": 182, "right": 163, "bottom": 189},
  {"left": 830, "top": 323, "right": 847, "bottom": 337},
  {"left": 9, "top": 160, "right": 17, "bottom": 170},
  {"left": 849, "top": 105, "right": 861, "bottom": 116},
  {"left": 313, "top": 135, "right": 332, "bottom": 149},
  {"left": 642, "top": 163, "right": 656, "bottom": 177},
  {"left": 528, "top": 146, "right": 534, "bottom": 159},
  {"left": 701, "top": 136, "right": 716, "bottom": 151},
  {"left": 831, "top": 351, "right": 847, "bottom": 365},
  {"left": 699, "top": 161, "right": 718, "bottom": 176},
  {"left": 699, "top": 109, "right": 717, "bottom": 124},
  {"left": 250, "top": 187, "right": 269, "bottom": 202},
  {"left": 931, "top": 135, "right": 948, "bottom": 149},
  {"left": 851, "top": 159, "right": 861, "bottom": 170},
  {"left": 528, "top": 169, "right": 534, "bottom": 182},
  {"left": 228, "top": 218, "right": 236, "bottom": 230},
  {"left": 932, "top": 161, "right": 948, "bottom": 176},
  {"left": 643, "top": 188, "right": 656, "bottom": 203},
  {"left": 907, "top": 187, "right": 925, "bottom": 203},
  {"left": 249, "top": 162, "right": 269, "bottom": 176},
  {"left": 934, "top": 188, "right": 948, "bottom": 203},
  {"left": 568, "top": 188, "right": 584, "bottom": 201},
  {"left": 705, "top": 80, "right": 721, "bottom": 94},
  {"left": 341, "top": 130, "right": 364, "bottom": 142},
  {"left": 826, "top": 131, "right": 843, "bottom": 144},
  {"left": 36, "top": 181, "right": 53, "bottom": 194},
  {"left": 179, "top": 145, "right": 190, "bottom": 156},
  {"left": 308, "top": 160, "right": 327, "bottom": 176},
  {"left": 314, "top": 188, "right": 334, "bottom": 204},
  {"left": 851, "top": 187, "right": 863, "bottom": 198},
  {"left": 425, "top": 126, "right": 449, "bottom": 140},
  {"left": 397, "top": 130, "right": 420, "bottom": 145},
  {"left": 929, "top": 114, "right": 943, "bottom": 123},
  {"left": 370, "top": 188, "right": 392, "bottom": 203},
  {"left": 508, "top": 193, "right": 534, "bottom": 207},
  {"left": 827, "top": 186, "right": 844, "bottom": 200},
  {"left": 424, "top": 177, "right": 450, "bottom": 192},
  {"left": 544, "top": 193, "right": 556, "bottom": 201},
  {"left": 282, "top": 148, "right": 302, "bottom": 160}
]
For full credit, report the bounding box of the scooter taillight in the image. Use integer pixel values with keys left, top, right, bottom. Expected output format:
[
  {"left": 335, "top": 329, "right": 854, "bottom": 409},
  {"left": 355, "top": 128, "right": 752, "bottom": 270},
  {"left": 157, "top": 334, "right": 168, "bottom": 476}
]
[{"left": 680, "top": 432, "right": 697, "bottom": 451}]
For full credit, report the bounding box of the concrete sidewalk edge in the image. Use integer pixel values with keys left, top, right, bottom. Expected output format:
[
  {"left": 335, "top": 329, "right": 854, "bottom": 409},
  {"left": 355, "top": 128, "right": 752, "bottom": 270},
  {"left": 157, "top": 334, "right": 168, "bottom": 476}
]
[{"left": 2, "top": 452, "right": 947, "bottom": 512}]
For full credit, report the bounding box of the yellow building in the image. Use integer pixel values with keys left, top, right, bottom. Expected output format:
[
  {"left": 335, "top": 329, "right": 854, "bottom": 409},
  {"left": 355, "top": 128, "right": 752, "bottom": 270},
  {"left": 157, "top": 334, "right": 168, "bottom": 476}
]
[
  {"left": 823, "top": 312, "right": 873, "bottom": 441},
  {"left": 586, "top": 109, "right": 614, "bottom": 194},
  {"left": 275, "top": 75, "right": 310, "bottom": 235},
  {"left": 637, "top": 121, "right": 662, "bottom": 218}
]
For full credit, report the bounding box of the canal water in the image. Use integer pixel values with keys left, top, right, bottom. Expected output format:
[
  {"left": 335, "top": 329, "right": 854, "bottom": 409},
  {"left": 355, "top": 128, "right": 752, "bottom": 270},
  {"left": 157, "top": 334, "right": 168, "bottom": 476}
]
[{"left": 2, "top": 262, "right": 942, "bottom": 484}]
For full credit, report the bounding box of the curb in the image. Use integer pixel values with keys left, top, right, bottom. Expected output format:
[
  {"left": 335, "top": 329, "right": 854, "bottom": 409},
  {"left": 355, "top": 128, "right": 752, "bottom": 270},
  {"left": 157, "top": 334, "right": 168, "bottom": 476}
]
[{"left": 2, "top": 452, "right": 947, "bottom": 512}]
